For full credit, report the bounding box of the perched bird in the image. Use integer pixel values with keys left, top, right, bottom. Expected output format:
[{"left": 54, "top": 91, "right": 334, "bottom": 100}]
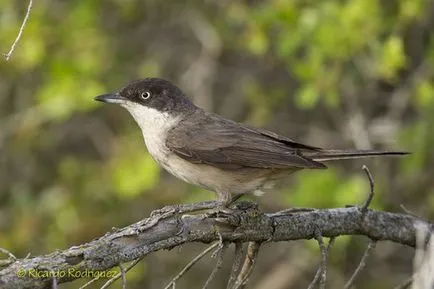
[{"left": 95, "top": 78, "right": 408, "bottom": 206}]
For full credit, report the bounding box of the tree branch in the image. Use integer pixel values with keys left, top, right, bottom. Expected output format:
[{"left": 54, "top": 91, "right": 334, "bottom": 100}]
[
  {"left": 343, "top": 240, "right": 376, "bottom": 289},
  {"left": 307, "top": 236, "right": 335, "bottom": 289},
  {"left": 231, "top": 241, "right": 261, "bottom": 289},
  {"left": 3, "top": 0, "right": 33, "bottom": 61},
  {"left": 0, "top": 204, "right": 431, "bottom": 289},
  {"left": 226, "top": 242, "right": 244, "bottom": 288}
]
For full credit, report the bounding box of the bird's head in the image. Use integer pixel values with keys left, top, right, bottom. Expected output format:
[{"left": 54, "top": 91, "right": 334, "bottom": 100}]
[{"left": 95, "top": 78, "right": 197, "bottom": 127}]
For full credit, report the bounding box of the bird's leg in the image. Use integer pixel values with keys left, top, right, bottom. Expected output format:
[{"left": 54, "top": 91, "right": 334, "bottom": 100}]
[{"left": 203, "top": 192, "right": 241, "bottom": 218}]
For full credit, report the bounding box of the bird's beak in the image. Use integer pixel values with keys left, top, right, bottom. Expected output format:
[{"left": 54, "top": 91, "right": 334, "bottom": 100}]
[{"left": 94, "top": 93, "right": 125, "bottom": 104}]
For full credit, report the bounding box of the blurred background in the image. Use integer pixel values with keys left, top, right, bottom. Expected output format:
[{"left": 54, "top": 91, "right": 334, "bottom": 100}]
[{"left": 1, "top": 0, "right": 433, "bottom": 288}]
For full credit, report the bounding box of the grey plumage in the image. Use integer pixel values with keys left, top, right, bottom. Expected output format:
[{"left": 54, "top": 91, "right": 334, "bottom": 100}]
[
  {"left": 166, "top": 109, "right": 407, "bottom": 171},
  {"left": 95, "top": 78, "right": 409, "bottom": 203}
]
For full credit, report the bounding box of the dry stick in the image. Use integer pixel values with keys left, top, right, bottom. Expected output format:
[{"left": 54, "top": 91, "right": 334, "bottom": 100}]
[
  {"left": 119, "top": 263, "right": 127, "bottom": 289},
  {"left": 100, "top": 258, "right": 142, "bottom": 289},
  {"left": 163, "top": 242, "right": 220, "bottom": 289},
  {"left": 307, "top": 237, "right": 336, "bottom": 289},
  {"left": 393, "top": 276, "right": 413, "bottom": 289},
  {"left": 400, "top": 204, "right": 423, "bottom": 220},
  {"left": 226, "top": 243, "right": 244, "bottom": 289},
  {"left": 232, "top": 241, "right": 261, "bottom": 289},
  {"left": 343, "top": 240, "right": 376, "bottom": 289},
  {"left": 317, "top": 234, "right": 328, "bottom": 289},
  {"left": 201, "top": 243, "right": 228, "bottom": 289},
  {"left": 52, "top": 273, "right": 58, "bottom": 289},
  {"left": 360, "top": 165, "right": 374, "bottom": 212},
  {"left": 0, "top": 248, "right": 17, "bottom": 261},
  {"left": 3, "top": 0, "right": 33, "bottom": 61},
  {"left": 78, "top": 276, "right": 100, "bottom": 289}
]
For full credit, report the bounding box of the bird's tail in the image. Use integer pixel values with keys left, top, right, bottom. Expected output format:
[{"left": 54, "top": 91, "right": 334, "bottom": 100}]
[{"left": 309, "top": 149, "right": 410, "bottom": 162}]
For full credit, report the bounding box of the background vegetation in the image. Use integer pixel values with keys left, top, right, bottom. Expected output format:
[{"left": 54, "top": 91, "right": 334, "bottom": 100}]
[{"left": 1, "top": 0, "right": 433, "bottom": 288}]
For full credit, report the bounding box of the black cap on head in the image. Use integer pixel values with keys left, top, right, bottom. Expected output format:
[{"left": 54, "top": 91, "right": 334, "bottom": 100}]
[{"left": 95, "top": 78, "right": 197, "bottom": 115}]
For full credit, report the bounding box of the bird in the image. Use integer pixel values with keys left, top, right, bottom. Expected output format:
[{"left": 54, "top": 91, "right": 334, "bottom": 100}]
[{"left": 95, "top": 78, "right": 408, "bottom": 207}]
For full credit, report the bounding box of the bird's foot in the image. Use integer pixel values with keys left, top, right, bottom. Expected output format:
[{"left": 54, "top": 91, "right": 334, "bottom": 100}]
[{"left": 203, "top": 200, "right": 259, "bottom": 227}]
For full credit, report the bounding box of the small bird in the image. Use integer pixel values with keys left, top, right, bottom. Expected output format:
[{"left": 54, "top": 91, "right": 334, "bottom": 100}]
[{"left": 95, "top": 78, "right": 408, "bottom": 206}]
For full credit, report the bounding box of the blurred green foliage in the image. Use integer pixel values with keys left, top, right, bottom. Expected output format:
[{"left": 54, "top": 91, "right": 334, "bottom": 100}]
[{"left": 1, "top": 0, "right": 433, "bottom": 288}]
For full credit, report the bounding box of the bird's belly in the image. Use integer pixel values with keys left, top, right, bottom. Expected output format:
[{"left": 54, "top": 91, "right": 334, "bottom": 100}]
[
  {"left": 143, "top": 136, "right": 290, "bottom": 195},
  {"left": 161, "top": 154, "right": 275, "bottom": 195}
]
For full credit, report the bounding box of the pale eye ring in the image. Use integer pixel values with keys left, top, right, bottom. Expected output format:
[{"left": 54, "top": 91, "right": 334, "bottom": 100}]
[{"left": 140, "top": 91, "right": 151, "bottom": 100}]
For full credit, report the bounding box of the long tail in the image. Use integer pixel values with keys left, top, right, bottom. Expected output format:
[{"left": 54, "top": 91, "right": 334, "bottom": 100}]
[{"left": 309, "top": 149, "right": 410, "bottom": 162}]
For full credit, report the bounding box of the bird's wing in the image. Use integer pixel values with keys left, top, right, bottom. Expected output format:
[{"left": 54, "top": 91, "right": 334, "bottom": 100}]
[{"left": 165, "top": 111, "right": 326, "bottom": 170}]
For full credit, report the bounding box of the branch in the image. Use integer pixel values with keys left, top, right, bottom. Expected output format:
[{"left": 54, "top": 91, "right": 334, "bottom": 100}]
[
  {"left": 3, "top": 0, "right": 33, "bottom": 61},
  {"left": 343, "top": 240, "right": 376, "bottom": 289},
  {"left": 231, "top": 242, "right": 261, "bottom": 289},
  {"left": 0, "top": 204, "right": 431, "bottom": 289},
  {"left": 307, "top": 236, "right": 335, "bottom": 289},
  {"left": 360, "top": 165, "right": 374, "bottom": 213},
  {"left": 202, "top": 239, "right": 227, "bottom": 289},
  {"left": 227, "top": 243, "right": 244, "bottom": 288},
  {"left": 164, "top": 242, "right": 219, "bottom": 289}
]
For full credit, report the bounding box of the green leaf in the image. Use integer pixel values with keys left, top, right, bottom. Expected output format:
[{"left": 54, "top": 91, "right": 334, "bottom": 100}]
[
  {"left": 295, "top": 84, "right": 319, "bottom": 109},
  {"left": 378, "top": 36, "right": 407, "bottom": 81},
  {"left": 246, "top": 26, "right": 268, "bottom": 55}
]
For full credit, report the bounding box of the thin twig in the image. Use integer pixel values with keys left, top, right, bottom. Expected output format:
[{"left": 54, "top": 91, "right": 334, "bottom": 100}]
[
  {"left": 3, "top": 0, "right": 33, "bottom": 61},
  {"left": 393, "top": 276, "right": 413, "bottom": 289},
  {"left": 317, "top": 235, "right": 328, "bottom": 289},
  {"left": 0, "top": 248, "right": 17, "bottom": 261},
  {"left": 343, "top": 240, "right": 376, "bottom": 289},
  {"left": 201, "top": 243, "right": 228, "bottom": 289},
  {"left": 226, "top": 243, "right": 244, "bottom": 289},
  {"left": 163, "top": 243, "right": 220, "bottom": 289},
  {"left": 100, "top": 258, "right": 142, "bottom": 289},
  {"left": 119, "top": 263, "right": 127, "bottom": 289},
  {"left": 400, "top": 204, "right": 423, "bottom": 219},
  {"left": 360, "top": 165, "right": 375, "bottom": 213},
  {"left": 232, "top": 242, "right": 261, "bottom": 289},
  {"left": 307, "top": 236, "right": 335, "bottom": 289},
  {"left": 52, "top": 273, "right": 58, "bottom": 289},
  {"left": 78, "top": 276, "right": 100, "bottom": 289}
]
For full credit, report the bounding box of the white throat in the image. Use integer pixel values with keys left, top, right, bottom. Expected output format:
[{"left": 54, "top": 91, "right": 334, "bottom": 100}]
[{"left": 121, "top": 102, "right": 180, "bottom": 163}]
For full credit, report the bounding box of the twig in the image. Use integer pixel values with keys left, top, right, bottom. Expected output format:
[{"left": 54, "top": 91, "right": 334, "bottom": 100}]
[
  {"left": 232, "top": 242, "right": 261, "bottom": 289},
  {"left": 412, "top": 226, "right": 434, "bottom": 289},
  {"left": 202, "top": 242, "right": 228, "bottom": 289},
  {"left": 78, "top": 276, "right": 100, "bottom": 289},
  {"left": 360, "top": 165, "right": 375, "bottom": 213},
  {"left": 343, "top": 240, "right": 376, "bottom": 289},
  {"left": 100, "top": 258, "right": 142, "bottom": 289},
  {"left": 392, "top": 276, "right": 413, "bottom": 289},
  {"left": 0, "top": 248, "right": 17, "bottom": 261},
  {"left": 163, "top": 243, "right": 220, "bottom": 289},
  {"left": 0, "top": 204, "right": 428, "bottom": 288},
  {"left": 226, "top": 243, "right": 244, "bottom": 289},
  {"left": 119, "top": 263, "right": 127, "bottom": 289},
  {"left": 307, "top": 236, "right": 335, "bottom": 289},
  {"left": 52, "top": 273, "right": 58, "bottom": 289},
  {"left": 400, "top": 204, "right": 423, "bottom": 219},
  {"left": 3, "top": 0, "right": 33, "bottom": 61},
  {"left": 317, "top": 234, "right": 328, "bottom": 289}
]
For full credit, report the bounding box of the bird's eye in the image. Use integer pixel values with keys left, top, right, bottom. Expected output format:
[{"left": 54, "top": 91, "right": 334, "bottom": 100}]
[{"left": 140, "top": 91, "right": 151, "bottom": 100}]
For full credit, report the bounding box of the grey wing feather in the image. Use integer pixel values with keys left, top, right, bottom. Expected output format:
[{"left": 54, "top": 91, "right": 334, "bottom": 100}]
[{"left": 165, "top": 111, "right": 326, "bottom": 170}]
